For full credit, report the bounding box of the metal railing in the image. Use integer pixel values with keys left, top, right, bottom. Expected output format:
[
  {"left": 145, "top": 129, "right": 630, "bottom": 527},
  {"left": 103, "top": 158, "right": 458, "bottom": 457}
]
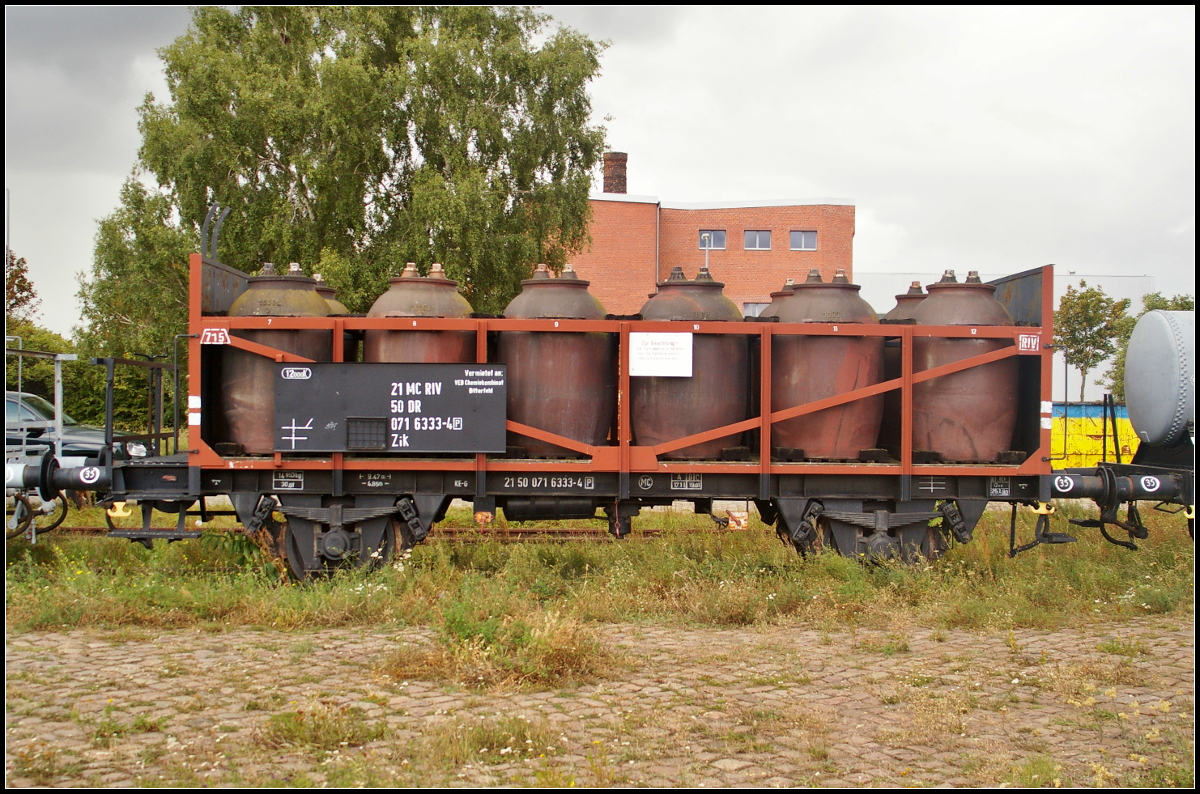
[
  {"left": 4, "top": 340, "right": 79, "bottom": 461},
  {"left": 89, "top": 356, "right": 180, "bottom": 459}
]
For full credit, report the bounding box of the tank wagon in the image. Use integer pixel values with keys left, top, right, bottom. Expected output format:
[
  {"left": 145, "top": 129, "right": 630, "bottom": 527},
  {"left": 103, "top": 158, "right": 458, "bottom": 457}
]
[{"left": 25, "top": 216, "right": 1187, "bottom": 578}]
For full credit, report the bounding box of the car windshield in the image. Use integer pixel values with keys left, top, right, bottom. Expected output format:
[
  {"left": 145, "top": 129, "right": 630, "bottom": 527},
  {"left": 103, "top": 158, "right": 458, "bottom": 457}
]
[{"left": 21, "top": 394, "right": 79, "bottom": 425}]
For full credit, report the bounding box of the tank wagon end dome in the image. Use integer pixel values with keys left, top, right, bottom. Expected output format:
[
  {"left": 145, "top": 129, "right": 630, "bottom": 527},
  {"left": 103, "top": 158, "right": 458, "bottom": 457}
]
[{"left": 1124, "top": 310, "right": 1195, "bottom": 445}]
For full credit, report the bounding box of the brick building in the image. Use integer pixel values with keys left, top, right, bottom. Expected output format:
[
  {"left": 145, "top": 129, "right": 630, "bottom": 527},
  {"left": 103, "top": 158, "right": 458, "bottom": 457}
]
[{"left": 570, "top": 152, "right": 856, "bottom": 316}]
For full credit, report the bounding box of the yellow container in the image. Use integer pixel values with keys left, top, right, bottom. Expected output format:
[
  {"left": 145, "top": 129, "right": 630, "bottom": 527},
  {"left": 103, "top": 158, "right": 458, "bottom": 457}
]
[{"left": 1050, "top": 403, "right": 1140, "bottom": 469}]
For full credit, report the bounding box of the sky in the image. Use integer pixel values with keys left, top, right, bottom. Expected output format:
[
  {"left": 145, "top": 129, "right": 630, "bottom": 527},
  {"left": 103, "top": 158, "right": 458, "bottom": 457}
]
[{"left": 5, "top": 6, "right": 1195, "bottom": 399}]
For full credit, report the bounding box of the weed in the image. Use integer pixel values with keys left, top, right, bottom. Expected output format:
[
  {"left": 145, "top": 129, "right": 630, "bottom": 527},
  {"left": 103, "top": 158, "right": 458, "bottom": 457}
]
[
  {"left": 245, "top": 692, "right": 286, "bottom": 711},
  {"left": 9, "top": 742, "right": 81, "bottom": 784},
  {"left": 858, "top": 633, "right": 911, "bottom": 655},
  {"left": 1010, "top": 755, "right": 1068, "bottom": 787},
  {"left": 585, "top": 739, "right": 622, "bottom": 787},
  {"left": 425, "top": 714, "right": 555, "bottom": 768},
  {"left": 139, "top": 745, "right": 167, "bottom": 765},
  {"left": 1045, "top": 659, "right": 1143, "bottom": 698},
  {"left": 258, "top": 703, "right": 384, "bottom": 750},
  {"left": 288, "top": 640, "right": 317, "bottom": 662},
  {"left": 533, "top": 766, "right": 578, "bottom": 787},
  {"left": 132, "top": 714, "right": 166, "bottom": 732},
  {"left": 91, "top": 718, "right": 127, "bottom": 747},
  {"left": 1097, "top": 635, "right": 1151, "bottom": 657},
  {"left": 381, "top": 608, "right": 617, "bottom": 688},
  {"left": 158, "top": 661, "right": 187, "bottom": 678}
]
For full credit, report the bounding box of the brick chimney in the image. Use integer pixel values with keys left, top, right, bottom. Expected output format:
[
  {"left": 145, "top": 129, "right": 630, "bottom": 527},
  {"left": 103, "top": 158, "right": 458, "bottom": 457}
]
[{"left": 603, "top": 151, "right": 628, "bottom": 194}]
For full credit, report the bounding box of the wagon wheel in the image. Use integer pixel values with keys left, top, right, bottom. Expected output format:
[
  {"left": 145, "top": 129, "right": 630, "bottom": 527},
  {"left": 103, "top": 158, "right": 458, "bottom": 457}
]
[
  {"left": 283, "top": 517, "right": 396, "bottom": 581},
  {"left": 6, "top": 494, "right": 33, "bottom": 539}
]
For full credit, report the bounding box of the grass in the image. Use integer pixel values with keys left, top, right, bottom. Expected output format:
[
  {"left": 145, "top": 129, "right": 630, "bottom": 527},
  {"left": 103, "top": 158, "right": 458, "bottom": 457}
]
[
  {"left": 425, "top": 714, "right": 556, "bottom": 767},
  {"left": 1097, "top": 635, "right": 1152, "bottom": 656},
  {"left": 4, "top": 502, "right": 1193, "bottom": 637},
  {"left": 381, "top": 607, "right": 616, "bottom": 688},
  {"left": 258, "top": 703, "right": 384, "bottom": 750},
  {"left": 857, "top": 633, "right": 911, "bottom": 655},
  {"left": 8, "top": 742, "right": 83, "bottom": 784},
  {"left": 1009, "top": 755, "right": 1071, "bottom": 788}
]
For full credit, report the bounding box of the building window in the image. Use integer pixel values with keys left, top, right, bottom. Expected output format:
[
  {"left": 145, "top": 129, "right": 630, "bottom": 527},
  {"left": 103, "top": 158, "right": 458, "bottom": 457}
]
[
  {"left": 698, "top": 230, "right": 726, "bottom": 249},
  {"left": 744, "top": 230, "right": 771, "bottom": 250},
  {"left": 790, "top": 231, "right": 817, "bottom": 251},
  {"left": 743, "top": 303, "right": 769, "bottom": 317}
]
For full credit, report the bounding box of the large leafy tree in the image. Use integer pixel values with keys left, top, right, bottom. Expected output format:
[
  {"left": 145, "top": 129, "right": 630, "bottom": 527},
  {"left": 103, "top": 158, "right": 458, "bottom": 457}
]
[
  {"left": 136, "top": 5, "right": 606, "bottom": 313},
  {"left": 74, "top": 179, "right": 196, "bottom": 427},
  {"left": 76, "top": 179, "right": 196, "bottom": 361},
  {"left": 1100, "top": 291, "right": 1195, "bottom": 402},
  {"left": 1053, "top": 281, "right": 1131, "bottom": 403}
]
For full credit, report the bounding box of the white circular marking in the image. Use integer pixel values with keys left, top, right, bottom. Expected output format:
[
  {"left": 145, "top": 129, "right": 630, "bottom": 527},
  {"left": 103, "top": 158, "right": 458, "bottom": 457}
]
[
  {"left": 78, "top": 466, "right": 102, "bottom": 485},
  {"left": 1054, "top": 475, "right": 1074, "bottom": 493},
  {"left": 1140, "top": 476, "right": 1161, "bottom": 492},
  {"left": 638, "top": 475, "right": 653, "bottom": 490}
]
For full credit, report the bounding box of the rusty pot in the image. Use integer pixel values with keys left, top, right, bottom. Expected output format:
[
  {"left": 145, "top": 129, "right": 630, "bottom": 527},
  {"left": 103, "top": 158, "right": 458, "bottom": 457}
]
[
  {"left": 632, "top": 266, "right": 748, "bottom": 459},
  {"left": 771, "top": 269, "right": 884, "bottom": 459},
  {"left": 363, "top": 263, "right": 475, "bottom": 364},
  {"left": 911, "top": 270, "right": 1017, "bottom": 462},
  {"left": 758, "top": 279, "right": 795, "bottom": 320},
  {"left": 223, "top": 263, "right": 332, "bottom": 455},
  {"left": 499, "top": 264, "right": 615, "bottom": 458}
]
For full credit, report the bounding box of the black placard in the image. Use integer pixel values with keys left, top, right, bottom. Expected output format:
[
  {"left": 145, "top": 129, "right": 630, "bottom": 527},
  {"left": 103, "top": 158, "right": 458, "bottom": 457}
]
[{"left": 274, "top": 363, "right": 506, "bottom": 453}]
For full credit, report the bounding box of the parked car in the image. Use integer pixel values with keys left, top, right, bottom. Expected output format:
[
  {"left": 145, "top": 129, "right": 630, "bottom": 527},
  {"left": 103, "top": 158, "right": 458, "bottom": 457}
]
[{"left": 4, "top": 391, "right": 146, "bottom": 460}]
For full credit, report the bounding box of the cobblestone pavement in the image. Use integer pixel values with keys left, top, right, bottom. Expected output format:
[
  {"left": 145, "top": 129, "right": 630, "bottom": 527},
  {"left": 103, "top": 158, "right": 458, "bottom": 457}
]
[{"left": 6, "top": 618, "right": 1194, "bottom": 787}]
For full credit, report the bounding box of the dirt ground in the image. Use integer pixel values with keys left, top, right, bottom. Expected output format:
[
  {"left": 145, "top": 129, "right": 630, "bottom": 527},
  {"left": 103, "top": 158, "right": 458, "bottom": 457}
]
[{"left": 5, "top": 617, "right": 1194, "bottom": 787}]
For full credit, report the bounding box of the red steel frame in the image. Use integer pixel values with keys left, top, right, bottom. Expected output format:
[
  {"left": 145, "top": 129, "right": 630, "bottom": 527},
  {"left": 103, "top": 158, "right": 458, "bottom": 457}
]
[{"left": 188, "top": 254, "right": 1055, "bottom": 482}]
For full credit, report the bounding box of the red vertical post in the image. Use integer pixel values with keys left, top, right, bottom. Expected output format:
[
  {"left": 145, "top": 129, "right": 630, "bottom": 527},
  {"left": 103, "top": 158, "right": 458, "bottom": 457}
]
[
  {"left": 476, "top": 319, "right": 488, "bottom": 496},
  {"left": 901, "top": 325, "right": 913, "bottom": 480},
  {"left": 1040, "top": 265, "right": 1055, "bottom": 468},
  {"left": 333, "top": 318, "right": 344, "bottom": 482},
  {"left": 759, "top": 325, "right": 772, "bottom": 500},
  {"left": 188, "top": 253, "right": 203, "bottom": 457},
  {"left": 619, "top": 322, "right": 631, "bottom": 498}
]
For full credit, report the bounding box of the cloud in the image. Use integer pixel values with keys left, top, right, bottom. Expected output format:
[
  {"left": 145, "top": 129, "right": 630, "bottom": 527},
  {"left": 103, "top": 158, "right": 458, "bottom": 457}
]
[
  {"left": 542, "top": 6, "right": 686, "bottom": 45},
  {"left": 5, "top": 7, "right": 188, "bottom": 174},
  {"left": 3, "top": 6, "right": 1194, "bottom": 341}
]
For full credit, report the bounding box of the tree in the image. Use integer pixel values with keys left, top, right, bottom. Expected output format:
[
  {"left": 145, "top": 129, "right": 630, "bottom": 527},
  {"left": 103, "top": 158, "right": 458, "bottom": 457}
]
[
  {"left": 1053, "top": 281, "right": 1130, "bottom": 403},
  {"left": 5, "top": 249, "right": 41, "bottom": 322},
  {"left": 136, "top": 6, "right": 606, "bottom": 314},
  {"left": 77, "top": 178, "right": 196, "bottom": 362},
  {"left": 1100, "top": 291, "right": 1195, "bottom": 402},
  {"left": 74, "top": 179, "right": 196, "bottom": 428}
]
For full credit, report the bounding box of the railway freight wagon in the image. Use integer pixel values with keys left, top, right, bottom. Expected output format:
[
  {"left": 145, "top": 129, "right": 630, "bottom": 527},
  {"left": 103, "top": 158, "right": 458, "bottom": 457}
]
[{"left": 15, "top": 219, "right": 1188, "bottom": 578}]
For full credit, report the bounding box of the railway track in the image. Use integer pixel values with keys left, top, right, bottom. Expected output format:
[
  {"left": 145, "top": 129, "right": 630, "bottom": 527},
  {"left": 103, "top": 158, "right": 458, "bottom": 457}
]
[{"left": 41, "top": 525, "right": 693, "bottom": 543}]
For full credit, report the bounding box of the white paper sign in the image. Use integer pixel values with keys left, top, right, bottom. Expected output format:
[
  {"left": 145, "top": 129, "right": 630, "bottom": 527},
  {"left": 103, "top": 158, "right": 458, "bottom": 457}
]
[{"left": 630, "top": 332, "right": 693, "bottom": 377}]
